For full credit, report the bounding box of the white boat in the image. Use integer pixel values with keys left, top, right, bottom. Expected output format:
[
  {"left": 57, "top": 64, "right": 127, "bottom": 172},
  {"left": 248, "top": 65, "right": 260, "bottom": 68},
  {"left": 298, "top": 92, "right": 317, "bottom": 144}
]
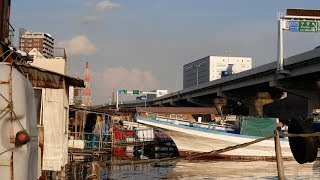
[
  {"left": 0, "top": 63, "right": 40, "bottom": 179},
  {"left": 136, "top": 113, "right": 294, "bottom": 160}
]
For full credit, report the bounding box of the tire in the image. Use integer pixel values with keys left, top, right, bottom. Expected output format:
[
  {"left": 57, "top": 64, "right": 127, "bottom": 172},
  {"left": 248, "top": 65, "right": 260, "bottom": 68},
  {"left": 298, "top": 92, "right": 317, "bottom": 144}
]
[{"left": 288, "top": 117, "right": 319, "bottom": 164}]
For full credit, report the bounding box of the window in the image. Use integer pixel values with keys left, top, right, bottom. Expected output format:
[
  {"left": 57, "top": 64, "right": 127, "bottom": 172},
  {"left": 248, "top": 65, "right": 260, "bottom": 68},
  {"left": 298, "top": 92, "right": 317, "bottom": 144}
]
[{"left": 34, "top": 89, "right": 42, "bottom": 126}]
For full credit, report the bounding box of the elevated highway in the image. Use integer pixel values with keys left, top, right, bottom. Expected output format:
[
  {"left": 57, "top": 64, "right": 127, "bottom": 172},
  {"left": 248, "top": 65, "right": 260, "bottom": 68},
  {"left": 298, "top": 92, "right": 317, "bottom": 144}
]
[{"left": 101, "top": 48, "right": 320, "bottom": 119}]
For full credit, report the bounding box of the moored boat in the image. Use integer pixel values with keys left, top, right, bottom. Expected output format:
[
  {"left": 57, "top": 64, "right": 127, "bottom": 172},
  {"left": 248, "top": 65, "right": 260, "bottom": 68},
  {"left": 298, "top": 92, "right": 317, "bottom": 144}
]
[{"left": 136, "top": 112, "right": 294, "bottom": 161}]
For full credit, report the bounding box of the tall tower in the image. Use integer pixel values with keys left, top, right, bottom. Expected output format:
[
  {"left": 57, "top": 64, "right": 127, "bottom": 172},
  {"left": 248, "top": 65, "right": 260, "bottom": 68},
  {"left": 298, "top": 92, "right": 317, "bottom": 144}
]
[{"left": 82, "top": 62, "right": 91, "bottom": 107}]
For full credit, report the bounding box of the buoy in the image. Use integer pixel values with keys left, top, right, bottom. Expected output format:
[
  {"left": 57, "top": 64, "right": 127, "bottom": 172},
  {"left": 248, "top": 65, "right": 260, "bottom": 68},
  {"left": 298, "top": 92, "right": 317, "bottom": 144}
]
[
  {"left": 288, "top": 117, "right": 319, "bottom": 164},
  {"left": 15, "top": 131, "right": 31, "bottom": 147}
]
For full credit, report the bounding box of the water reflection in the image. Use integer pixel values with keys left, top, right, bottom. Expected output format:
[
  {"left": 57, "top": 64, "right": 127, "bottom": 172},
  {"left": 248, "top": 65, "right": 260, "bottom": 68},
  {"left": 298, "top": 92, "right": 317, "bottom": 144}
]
[{"left": 66, "top": 155, "right": 320, "bottom": 179}]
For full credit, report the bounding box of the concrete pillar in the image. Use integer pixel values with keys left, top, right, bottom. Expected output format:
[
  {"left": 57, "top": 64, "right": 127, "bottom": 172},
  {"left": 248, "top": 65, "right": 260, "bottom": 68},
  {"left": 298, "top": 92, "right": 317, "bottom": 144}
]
[
  {"left": 241, "top": 92, "right": 274, "bottom": 117},
  {"left": 245, "top": 98, "right": 274, "bottom": 117},
  {"left": 213, "top": 97, "right": 228, "bottom": 115}
]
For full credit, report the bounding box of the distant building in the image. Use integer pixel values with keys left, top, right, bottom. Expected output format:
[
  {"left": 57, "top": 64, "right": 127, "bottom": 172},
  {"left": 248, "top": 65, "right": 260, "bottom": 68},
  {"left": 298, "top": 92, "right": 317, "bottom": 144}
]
[
  {"left": 136, "top": 90, "right": 168, "bottom": 100},
  {"left": 19, "top": 28, "right": 54, "bottom": 58},
  {"left": 183, "top": 56, "right": 252, "bottom": 89}
]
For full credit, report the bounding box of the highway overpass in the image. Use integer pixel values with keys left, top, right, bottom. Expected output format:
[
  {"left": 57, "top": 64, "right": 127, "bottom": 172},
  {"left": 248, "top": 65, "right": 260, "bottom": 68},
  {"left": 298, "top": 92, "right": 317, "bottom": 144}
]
[{"left": 99, "top": 48, "right": 320, "bottom": 120}]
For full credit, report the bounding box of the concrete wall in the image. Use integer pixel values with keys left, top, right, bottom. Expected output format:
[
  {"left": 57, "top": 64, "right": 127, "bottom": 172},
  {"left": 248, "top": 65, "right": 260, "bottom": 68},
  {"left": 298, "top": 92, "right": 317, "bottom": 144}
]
[{"left": 30, "top": 57, "right": 66, "bottom": 75}]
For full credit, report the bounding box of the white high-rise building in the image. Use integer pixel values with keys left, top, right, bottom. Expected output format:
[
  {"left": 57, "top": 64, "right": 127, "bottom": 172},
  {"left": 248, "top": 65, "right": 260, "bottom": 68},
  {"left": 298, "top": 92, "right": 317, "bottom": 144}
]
[
  {"left": 183, "top": 56, "right": 252, "bottom": 88},
  {"left": 19, "top": 28, "right": 54, "bottom": 58}
]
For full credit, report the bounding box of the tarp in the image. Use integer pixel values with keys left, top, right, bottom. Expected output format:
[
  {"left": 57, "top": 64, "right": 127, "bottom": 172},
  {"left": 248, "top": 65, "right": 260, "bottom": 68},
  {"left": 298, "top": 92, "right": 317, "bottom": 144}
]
[
  {"left": 42, "top": 88, "right": 68, "bottom": 171},
  {"left": 240, "top": 116, "right": 277, "bottom": 137}
]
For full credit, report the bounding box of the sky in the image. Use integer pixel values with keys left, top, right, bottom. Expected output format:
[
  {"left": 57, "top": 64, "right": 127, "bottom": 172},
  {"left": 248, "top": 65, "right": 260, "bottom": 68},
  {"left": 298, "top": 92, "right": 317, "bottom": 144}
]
[{"left": 10, "top": 0, "right": 320, "bottom": 105}]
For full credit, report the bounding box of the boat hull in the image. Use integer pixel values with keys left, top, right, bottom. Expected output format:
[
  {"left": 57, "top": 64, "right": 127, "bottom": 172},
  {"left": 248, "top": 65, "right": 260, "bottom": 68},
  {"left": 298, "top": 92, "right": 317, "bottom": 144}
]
[{"left": 136, "top": 116, "right": 294, "bottom": 161}]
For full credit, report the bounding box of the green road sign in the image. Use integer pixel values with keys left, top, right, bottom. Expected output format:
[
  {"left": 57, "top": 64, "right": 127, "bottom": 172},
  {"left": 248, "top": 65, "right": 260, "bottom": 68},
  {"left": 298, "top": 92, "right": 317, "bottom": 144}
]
[
  {"left": 299, "top": 21, "right": 318, "bottom": 32},
  {"left": 118, "top": 89, "right": 127, "bottom": 94},
  {"left": 132, "top": 90, "right": 140, "bottom": 94}
]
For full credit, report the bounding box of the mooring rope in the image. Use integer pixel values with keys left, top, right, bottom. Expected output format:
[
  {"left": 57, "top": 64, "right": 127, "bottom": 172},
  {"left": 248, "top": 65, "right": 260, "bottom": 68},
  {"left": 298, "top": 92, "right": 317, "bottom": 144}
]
[
  {"left": 72, "top": 131, "right": 320, "bottom": 167},
  {"left": 280, "top": 132, "right": 320, "bottom": 138},
  {"left": 88, "top": 133, "right": 277, "bottom": 167},
  {"left": 184, "top": 133, "right": 276, "bottom": 160}
]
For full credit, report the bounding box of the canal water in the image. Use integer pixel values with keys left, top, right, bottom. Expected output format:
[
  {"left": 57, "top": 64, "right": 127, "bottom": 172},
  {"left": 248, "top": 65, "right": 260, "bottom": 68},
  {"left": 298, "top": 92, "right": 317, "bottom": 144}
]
[{"left": 65, "top": 156, "right": 320, "bottom": 179}]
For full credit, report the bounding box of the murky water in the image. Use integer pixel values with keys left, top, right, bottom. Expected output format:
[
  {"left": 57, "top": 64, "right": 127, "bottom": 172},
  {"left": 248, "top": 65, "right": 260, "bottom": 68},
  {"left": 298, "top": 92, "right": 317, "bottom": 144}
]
[{"left": 66, "top": 156, "right": 320, "bottom": 179}]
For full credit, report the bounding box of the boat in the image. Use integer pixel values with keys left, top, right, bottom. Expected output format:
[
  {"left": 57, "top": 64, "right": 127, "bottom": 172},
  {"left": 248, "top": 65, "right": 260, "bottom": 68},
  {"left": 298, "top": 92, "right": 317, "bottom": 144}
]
[{"left": 135, "top": 111, "right": 294, "bottom": 161}]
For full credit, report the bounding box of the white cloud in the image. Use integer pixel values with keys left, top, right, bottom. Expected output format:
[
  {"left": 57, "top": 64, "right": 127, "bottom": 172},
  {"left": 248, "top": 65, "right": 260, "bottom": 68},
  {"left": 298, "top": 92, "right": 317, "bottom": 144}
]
[
  {"left": 103, "top": 67, "right": 157, "bottom": 90},
  {"left": 91, "top": 67, "right": 158, "bottom": 103},
  {"left": 58, "top": 35, "right": 97, "bottom": 56},
  {"left": 96, "top": 0, "right": 120, "bottom": 11},
  {"left": 81, "top": 16, "right": 99, "bottom": 24}
]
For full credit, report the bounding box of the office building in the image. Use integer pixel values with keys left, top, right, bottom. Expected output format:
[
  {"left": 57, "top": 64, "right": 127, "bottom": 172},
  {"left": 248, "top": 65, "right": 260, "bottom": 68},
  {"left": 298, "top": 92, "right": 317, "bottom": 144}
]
[
  {"left": 19, "top": 28, "right": 54, "bottom": 58},
  {"left": 183, "top": 56, "right": 252, "bottom": 88}
]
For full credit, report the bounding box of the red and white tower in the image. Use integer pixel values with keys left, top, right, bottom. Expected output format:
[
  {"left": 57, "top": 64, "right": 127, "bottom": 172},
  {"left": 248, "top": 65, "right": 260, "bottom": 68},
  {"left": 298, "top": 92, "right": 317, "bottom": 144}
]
[{"left": 82, "top": 62, "right": 91, "bottom": 107}]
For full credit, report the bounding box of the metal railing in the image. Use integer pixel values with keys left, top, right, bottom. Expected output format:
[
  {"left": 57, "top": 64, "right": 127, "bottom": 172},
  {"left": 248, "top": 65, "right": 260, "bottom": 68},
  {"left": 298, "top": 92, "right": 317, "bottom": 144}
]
[{"left": 69, "top": 127, "right": 171, "bottom": 150}]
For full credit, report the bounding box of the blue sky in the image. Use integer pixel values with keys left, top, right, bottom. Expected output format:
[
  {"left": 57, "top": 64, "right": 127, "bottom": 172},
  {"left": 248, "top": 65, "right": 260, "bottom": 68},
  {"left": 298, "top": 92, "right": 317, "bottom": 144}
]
[{"left": 10, "top": 0, "right": 320, "bottom": 104}]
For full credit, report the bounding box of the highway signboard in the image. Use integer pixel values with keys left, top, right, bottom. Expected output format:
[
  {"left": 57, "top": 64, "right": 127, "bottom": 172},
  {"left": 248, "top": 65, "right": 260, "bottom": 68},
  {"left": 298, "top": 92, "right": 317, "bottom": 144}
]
[
  {"left": 133, "top": 90, "right": 140, "bottom": 94},
  {"left": 289, "top": 20, "right": 299, "bottom": 32},
  {"left": 118, "top": 89, "right": 127, "bottom": 94},
  {"left": 299, "top": 21, "right": 318, "bottom": 32},
  {"left": 289, "top": 20, "right": 318, "bottom": 32}
]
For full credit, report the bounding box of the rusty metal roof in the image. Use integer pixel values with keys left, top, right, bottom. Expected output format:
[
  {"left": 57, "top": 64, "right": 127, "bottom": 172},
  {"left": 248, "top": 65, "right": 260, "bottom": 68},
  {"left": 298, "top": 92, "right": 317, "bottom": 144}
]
[
  {"left": 136, "top": 107, "right": 217, "bottom": 114},
  {"left": 15, "top": 62, "right": 84, "bottom": 88}
]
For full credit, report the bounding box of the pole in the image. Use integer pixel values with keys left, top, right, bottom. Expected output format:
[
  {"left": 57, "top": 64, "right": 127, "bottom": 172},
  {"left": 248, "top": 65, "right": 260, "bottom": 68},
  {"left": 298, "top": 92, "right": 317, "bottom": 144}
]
[
  {"left": 116, "top": 90, "right": 119, "bottom": 110},
  {"left": 277, "top": 18, "right": 284, "bottom": 71},
  {"left": 227, "top": 50, "right": 231, "bottom": 64},
  {"left": 274, "top": 129, "right": 285, "bottom": 180},
  {"left": 196, "top": 67, "right": 199, "bottom": 85}
]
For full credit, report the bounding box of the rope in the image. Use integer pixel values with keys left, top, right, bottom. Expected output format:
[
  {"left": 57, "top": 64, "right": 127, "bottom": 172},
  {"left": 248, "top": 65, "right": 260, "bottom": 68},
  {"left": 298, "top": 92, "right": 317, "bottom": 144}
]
[
  {"left": 184, "top": 133, "right": 276, "bottom": 160},
  {"left": 73, "top": 131, "right": 320, "bottom": 167},
  {"left": 88, "top": 133, "right": 277, "bottom": 167},
  {"left": 281, "top": 132, "right": 320, "bottom": 138},
  {"left": 0, "top": 139, "right": 38, "bottom": 156},
  {"left": 0, "top": 147, "right": 15, "bottom": 156}
]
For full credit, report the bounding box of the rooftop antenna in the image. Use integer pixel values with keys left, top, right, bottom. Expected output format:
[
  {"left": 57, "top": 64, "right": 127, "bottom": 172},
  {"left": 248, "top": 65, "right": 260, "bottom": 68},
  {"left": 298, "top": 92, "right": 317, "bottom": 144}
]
[{"left": 226, "top": 49, "right": 231, "bottom": 64}]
